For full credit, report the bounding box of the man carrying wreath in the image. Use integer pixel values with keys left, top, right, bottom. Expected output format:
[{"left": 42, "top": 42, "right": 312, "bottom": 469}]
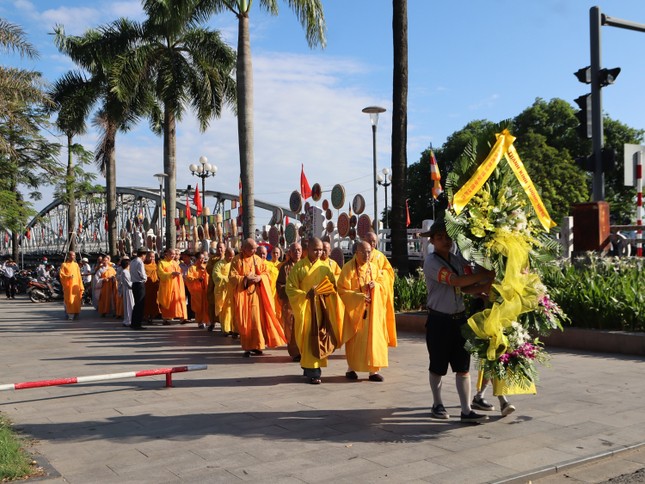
[{"left": 423, "top": 221, "right": 495, "bottom": 423}]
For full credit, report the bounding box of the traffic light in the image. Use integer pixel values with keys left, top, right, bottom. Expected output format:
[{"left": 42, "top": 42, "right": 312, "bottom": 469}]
[
  {"left": 574, "top": 94, "right": 592, "bottom": 139},
  {"left": 601, "top": 147, "right": 616, "bottom": 172},
  {"left": 574, "top": 66, "right": 591, "bottom": 84},
  {"left": 575, "top": 155, "right": 593, "bottom": 172},
  {"left": 599, "top": 67, "right": 620, "bottom": 87}
]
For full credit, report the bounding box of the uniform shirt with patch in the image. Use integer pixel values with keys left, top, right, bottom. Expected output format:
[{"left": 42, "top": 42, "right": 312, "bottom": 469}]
[{"left": 423, "top": 251, "right": 470, "bottom": 314}]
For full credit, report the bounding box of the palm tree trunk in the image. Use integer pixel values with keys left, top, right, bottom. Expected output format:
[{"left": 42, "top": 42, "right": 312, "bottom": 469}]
[
  {"left": 66, "top": 133, "right": 77, "bottom": 252},
  {"left": 105, "top": 122, "right": 118, "bottom": 257},
  {"left": 391, "top": 0, "right": 409, "bottom": 275},
  {"left": 237, "top": 14, "right": 255, "bottom": 239},
  {"left": 164, "top": 107, "right": 177, "bottom": 249}
]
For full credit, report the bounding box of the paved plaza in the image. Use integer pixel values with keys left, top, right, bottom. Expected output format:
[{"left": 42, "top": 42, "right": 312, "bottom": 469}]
[{"left": 0, "top": 297, "right": 644, "bottom": 483}]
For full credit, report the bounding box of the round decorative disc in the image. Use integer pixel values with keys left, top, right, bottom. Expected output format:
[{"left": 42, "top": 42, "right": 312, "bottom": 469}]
[
  {"left": 337, "top": 212, "right": 350, "bottom": 237},
  {"left": 322, "top": 199, "right": 329, "bottom": 211},
  {"left": 352, "top": 194, "right": 366, "bottom": 215},
  {"left": 289, "top": 190, "right": 302, "bottom": 213},
  {"left": 274, "top": 207, "right": 284, "bottom": 224},
  {"left": 326, "top": 220, "right": 334, "bottom": 233},
  {"left": 330, "top": 247, "right": 345, "bottom": 268},
  {"left": 304, "top": 201, "right": 311, "bottom": 212},
  {"left": 331, "top": 184, "right": 346, "bottom": 210},
  {"left": 348, "top": 227, "right": 357, "bottom": 240},
  {"left": 325, "top": 208, "right": 333, "bottom": 220},
  {"left": 268, "top": 226, "right": 280, "bottom": 246},
  {"left": 285, "top": 223, "right": 297, "bottom": 244},
  {"left": 311, "top": 183, "right": 322, "bottom": 202},
  {"left": 298, "top": 226, "right": 305, "bottom": 237},
  {"left": 357, "top": 214, "right": 372, "bottom": 238},
  {"left": 349, "top": 214, "right": 358, "bottom": 228}
]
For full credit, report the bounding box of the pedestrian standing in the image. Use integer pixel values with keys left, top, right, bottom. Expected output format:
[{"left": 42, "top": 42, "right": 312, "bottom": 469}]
[{"left": 129, "top": 247, "right": 148, "bottom": 329}]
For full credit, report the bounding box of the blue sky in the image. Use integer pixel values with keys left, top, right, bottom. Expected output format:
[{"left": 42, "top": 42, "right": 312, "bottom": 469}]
[{"left": 4, "top": 0, "right": 645, "bottom": 223}]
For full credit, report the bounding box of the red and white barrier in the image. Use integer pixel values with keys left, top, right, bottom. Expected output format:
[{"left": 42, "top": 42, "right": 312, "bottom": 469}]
[{"left": 0, "top": 364, "right": 207, "bottom": 392}]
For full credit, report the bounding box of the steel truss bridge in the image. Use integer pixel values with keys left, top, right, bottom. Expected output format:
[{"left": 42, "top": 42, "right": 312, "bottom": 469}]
[{"left": 7, "top": 187, "right": 296, "bottom": 257}]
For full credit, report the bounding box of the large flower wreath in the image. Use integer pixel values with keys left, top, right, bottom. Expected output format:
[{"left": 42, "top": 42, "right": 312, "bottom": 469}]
[{"left": 443, "top": 126, "right": 569, "bottom": 392}]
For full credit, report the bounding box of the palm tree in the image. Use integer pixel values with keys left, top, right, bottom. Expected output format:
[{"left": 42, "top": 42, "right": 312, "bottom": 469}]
[
  {"left": 112, "top": 0, "right": 237, "bottom": 248},
  {"left": 49, "top": 73, "right": 96, "bottom": 252},
  {"left": 196, "top": 0, "right": 326, "bottom": 238},
  {"left": 391, "top": 0, "right": 409, "bottom": 274},
  {"left": 54, "top": 20, "right": 153, "bottom": 256}
]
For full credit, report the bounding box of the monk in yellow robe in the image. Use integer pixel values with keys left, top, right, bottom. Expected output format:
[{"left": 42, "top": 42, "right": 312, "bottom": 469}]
[
  {"left": 157, "top": 248, "right": 187, "bottom": 321},
  {"left": 59, "top": 250, "right": 83, "bottom": 320},
  {"left": 286, "top": 237, "right": 344, "bottom": 384},
  {"left": 338, "top": 240, "right": 397, "bottom": 382},
  {"left": 363, "top": 231, "right": 397, "bottom": 346},
  {"left": 229, "top": 238, "right": 286, "bottom": 357},
  {"left": 143, "top": 251, "right": 160, "bottom": 321},
  {"left": 186, "top": 252, "right": 210, "bottom": 328},
  {"left": 212, "top": 247, "right": 235, "bottom": 335},
  {"left": 97, "top": 256, "right": 117, "bottom": 317},
  {"left": 206, "top": 242, "right": 225, "bottom": 330},
  {"left": 257, "top": 245, "right": 279, "bottom": 299},
  {"left": 321, "top": 241, "right": 342, "bottom": 281}
]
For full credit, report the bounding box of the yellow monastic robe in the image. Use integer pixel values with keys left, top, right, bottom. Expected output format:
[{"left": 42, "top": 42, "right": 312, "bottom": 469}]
[
  {"left": 157, "top": 259, "right": 187, "bottom": 320},
  {"left": 286, "top": 258, "right": 344, "bottom": 370},
  {"left": 59, "top": 261, "right": 83, "bottom": 315},
  {"left": 338, "top": 256, "right": 397, "bottom": 373},
  {"left": 323, "top": 257, "right": 342, "bottom": 282},
  {"left": 144, "top": 261, "right": 160, "bottom": 319},
  {"left": 212, "top": 259, "right": 234, "bottom": 333},
  {"left": 229, "top": 254, "right": 286, "bottom": 351},
  {"left": 370, "top": 248, "right": 397, "bottom": 347},
  {"left": 186, "top": 265, "right": 210, "bottom": 324},
  {"left": 98, "top": 266, "right": 117, "bottom": 316}
]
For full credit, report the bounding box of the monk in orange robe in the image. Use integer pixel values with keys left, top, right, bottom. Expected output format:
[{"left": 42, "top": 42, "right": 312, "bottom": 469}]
[
  {"left": 143, "top": 251, "right": 161, "bottom": 321},
  {"left": 59, "top": 250, "right": 83, "bottom": 320},
  {"left": 338, "top": 240, "right": 397, "bottom": 382},
  {"left": 186, "top": 251, "right": 210, "bottom": 328},
  {"left": 229, "top": 238, "right": 286, "bottom": 357},
  {"left": 157, "top": 248, "right": 187, "bottom": 321},
  {"left": 97, "top": 256, "right": 117, "bottom": 317}
]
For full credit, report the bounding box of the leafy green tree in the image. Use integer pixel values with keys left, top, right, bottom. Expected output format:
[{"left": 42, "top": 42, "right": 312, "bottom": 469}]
[
  {"left": 198, "top": 0, "right": 326, "bottom": 238},
  {"left": 54, "top": 20, "right": 153, "bottom": 256},
  {"left": 112, "top": 0, "right": 236, "bottom": 248}
]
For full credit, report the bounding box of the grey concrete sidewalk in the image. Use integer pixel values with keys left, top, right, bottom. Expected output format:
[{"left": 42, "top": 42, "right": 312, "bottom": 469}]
[{"left": 1, "top": 296, "right": 644, "bottom": 483}]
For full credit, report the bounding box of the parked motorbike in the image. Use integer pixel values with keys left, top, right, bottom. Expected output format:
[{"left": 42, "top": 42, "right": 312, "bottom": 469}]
[{"left": 27, "top": 278, "right": 63, "bottom": 303}]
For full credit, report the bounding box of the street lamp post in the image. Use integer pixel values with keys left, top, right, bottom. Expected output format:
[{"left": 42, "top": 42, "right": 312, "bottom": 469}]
[
  {"left": 362, "top": 106, "right": 386, "bottom": 234},
  {"left": 153, "top": 173, "right": 168, "bottom": 248},
  {"left": 377, "top": 167, "right": 392, "bottom": 229},
  {"left": 189, "top": 155, "right": 217, "bottom": 213}
]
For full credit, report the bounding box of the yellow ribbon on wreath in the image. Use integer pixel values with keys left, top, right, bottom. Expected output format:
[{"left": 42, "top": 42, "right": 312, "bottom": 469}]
[{"left": 453, "top": 129, "right": 556, "bottom": 231}]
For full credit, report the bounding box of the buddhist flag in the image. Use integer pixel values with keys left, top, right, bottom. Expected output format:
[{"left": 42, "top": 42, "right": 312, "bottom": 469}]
[
  {"left": 194, "top": 185, "right": 203, "bottom": 216},
  {"left": 430, "top": 149, "right": 443, "bottom": 199},
  {"left": 405, "top": 199, "right": 411, "bottom": 227},
  {"left": 186, "top": 193, "right": 191, "bottom": 221},
  {"left": 300, "top": 164, "right": 312, "bottom": 200}
]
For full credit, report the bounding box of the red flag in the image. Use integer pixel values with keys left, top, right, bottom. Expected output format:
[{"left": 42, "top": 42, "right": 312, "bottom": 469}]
[
  {"left": 238, "top": 177, "right": 243, "bottom": 216},
  {"left": 194, "top": 185, "right": 203, "bottom": 216},
  {"left": 285, "top": 216, "right": 289, "bottom": 226},
  {"left": 405, "top": 199, "right": 411, "bottom": 227},
  {"left": 186, "top": 193, "right": 191, "bottom": 221},
  {"left": 429, "top": 150, "right": 443, "bottom": 200},
  {"left": 300, "top": 164, "right": 312, "bottom": 200}
]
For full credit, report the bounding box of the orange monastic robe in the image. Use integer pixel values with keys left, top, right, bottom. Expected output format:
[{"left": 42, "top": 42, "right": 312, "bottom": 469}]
[
  {"left": 98, "top": 266, "right": 117, "bottom": 316},
  {"left": 229, "top": 254, "right": 286, "bottom": 351},
  {"left": 186, "top": 265, "right": 210, "bottom": 324},
  {"left": 59, "top": 261, "right": 83, "bottom": 315},
  {"left": 338, "top": 256, "right": 397, "bottom": 373},
  {"left": 157, "top": 259, "right": 187, "bottom": 320},
  {"left": 144, "top": 261, "right": 160, "bottom": 319}
]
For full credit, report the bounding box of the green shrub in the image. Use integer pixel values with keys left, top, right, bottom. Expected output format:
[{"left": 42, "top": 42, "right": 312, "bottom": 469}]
[
  {"left": 541, "top": 255, "right": 644, "bottom": 332},
  {"left": 394, "top": 268, "right": 427, "bottom": 311},
  {"left": 0, "top": 415, "right": 34, "bottom": 480}
]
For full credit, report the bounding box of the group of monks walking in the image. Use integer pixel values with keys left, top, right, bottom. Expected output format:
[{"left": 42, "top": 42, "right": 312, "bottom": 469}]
[{"left": 57, "top": 231, "right": 397, "bottom": 385}]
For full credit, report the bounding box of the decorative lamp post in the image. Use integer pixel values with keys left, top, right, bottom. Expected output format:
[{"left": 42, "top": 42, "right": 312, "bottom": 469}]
[
  {"left": 362, "top": 106, "right": 386, "bottom": 234},
  {"left": 153, "top": 173, "right": 168, "bottom": 247},
  {"left": 377, "top": 167, "right": 393, "bottom": 229},
  {"left": 189, "top": 155, "right": 217, "bottom": 212}
]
